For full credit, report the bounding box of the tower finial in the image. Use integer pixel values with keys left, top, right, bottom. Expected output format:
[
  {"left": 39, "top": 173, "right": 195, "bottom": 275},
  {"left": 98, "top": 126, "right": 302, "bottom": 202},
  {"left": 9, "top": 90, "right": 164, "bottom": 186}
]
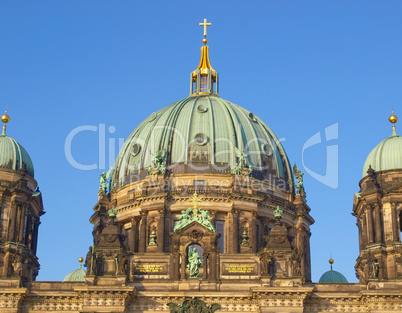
[
  {"left": 190, "top": 19, "right": 219, "bottom": 96},
  {"left": 329, "top": 258, "right": 334, "bottom": 271},
  {"left": 389, "top": 110, "right": 398, "bottom": 136},
  {"left": 199, "top": 18, "right": 211, "bottom": 44},
  {"left": 78, "top": 256, "right": 84, "bottom": 269},
  {"left": 1, "top": 109, "right": 10, "bottom": 136}
]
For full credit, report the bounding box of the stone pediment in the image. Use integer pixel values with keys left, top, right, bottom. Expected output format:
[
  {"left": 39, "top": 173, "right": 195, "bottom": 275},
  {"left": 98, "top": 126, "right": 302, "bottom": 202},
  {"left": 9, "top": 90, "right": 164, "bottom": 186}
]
[
  {"left": 387, "top": 180, "right": 402, "bottom": 193},
  {"left": 174, "top": 220, "right": 217, "bottom": 236}
]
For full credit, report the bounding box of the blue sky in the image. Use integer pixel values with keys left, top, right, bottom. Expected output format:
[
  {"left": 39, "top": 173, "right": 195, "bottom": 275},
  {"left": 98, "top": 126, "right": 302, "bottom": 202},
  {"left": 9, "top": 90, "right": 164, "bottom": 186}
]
[{"left": 1, "top": 1, "right": 402, "bottom": 282}]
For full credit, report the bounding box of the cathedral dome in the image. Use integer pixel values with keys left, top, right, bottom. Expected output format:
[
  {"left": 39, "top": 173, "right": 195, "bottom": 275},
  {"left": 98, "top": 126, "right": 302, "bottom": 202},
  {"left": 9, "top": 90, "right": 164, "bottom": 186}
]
[
  {"left": 111, "top": 94, "right": 292, "bottom": 191},
  {"left": 0, "top": 123, "right": 34, "bottom": 178},
  {"left": 362, "top": 113, "right": 402, "bottom": 178}
]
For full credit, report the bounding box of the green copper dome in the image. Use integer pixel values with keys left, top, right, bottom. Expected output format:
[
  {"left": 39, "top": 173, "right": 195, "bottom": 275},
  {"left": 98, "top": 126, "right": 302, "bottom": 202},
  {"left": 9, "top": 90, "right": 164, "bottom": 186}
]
[
  {"left": 319, "top": 269, "right": 348, "bottom": 283},
  {"left": 362, "top": 132, "right": 402, "bottom": 178},
  {"left": 63, "top": 268, "right": 86, "bottom": 282},
  {"left": 0, "top": 133, "right": 34, "bottom": 177},
  {"left": 111, "top": 95, "right": 293, "bottom": 191}
]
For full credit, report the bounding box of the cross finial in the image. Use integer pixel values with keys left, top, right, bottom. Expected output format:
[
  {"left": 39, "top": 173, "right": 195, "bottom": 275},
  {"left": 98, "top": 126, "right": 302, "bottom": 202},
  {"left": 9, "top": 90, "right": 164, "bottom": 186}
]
[
  {"left": 189, "top": 192, "right": 202, "bottom": 209},
  {"left": 199, "top": 19, "right": 212, "bottom": 44}
]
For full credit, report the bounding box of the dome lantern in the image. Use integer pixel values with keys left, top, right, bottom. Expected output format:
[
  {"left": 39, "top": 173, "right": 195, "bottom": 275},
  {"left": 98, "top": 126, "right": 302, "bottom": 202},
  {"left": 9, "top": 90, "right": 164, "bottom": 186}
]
[{"left": 190, "top": 19, "right": 219, "bottom": 96}]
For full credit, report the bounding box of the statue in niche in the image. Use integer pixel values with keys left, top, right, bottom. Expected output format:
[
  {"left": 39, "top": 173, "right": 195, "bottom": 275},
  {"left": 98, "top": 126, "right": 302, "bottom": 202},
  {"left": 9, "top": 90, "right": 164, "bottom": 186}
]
[
  {"left": 95, "top": 252, "right": 104, "bottom": 276},
  {"left": 371, "top": 258, "right": 380, "bottom": 278},
  {"left": 241, "top": 225, "right": 249, "bottom": 246},
  {"left": 260, "top": 252, "right": 274, "bottom": 276},
  {"left": 149, "top": 225, "right": 157, "bottom": 245},
  {"left": 187, "top": 247, "right": 202, "bottom": 278},
  {"left": 291, "top": 252, "right": 303, "bottom": 276},
  {"left": 12, "top": 253, "right": 24, "bottom": 276}
]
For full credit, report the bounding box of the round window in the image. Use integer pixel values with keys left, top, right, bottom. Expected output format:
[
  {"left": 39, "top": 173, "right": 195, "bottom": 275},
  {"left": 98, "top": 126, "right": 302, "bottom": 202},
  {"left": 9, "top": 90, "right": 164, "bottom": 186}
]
[
  {"left": 248, "top": 112, "right": 257, "bottom": 122},
  {"left": 262, "top": 143, "right": 272, "bottom": 157},
  {"left": 197, "top": 104, "right": 208, "bottom": 113},
  {"left": 148, "top": 112, "right": 157, "bottom": 122},
  {"left": 132, "top": 144, "right": 141, "bottom": 156},
  {"left": 194, "top": 133, "right": 208, "bottom": 146}
]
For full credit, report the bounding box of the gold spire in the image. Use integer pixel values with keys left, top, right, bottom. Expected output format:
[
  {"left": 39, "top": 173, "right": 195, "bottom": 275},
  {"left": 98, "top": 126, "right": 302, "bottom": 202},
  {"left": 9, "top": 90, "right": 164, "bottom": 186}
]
[
  {"left": 1, "top": 110, "right": 10, "bottom": 136},
  {"left": 389, "top": 110, "right": 398, "bottom": 136},
  {"left": 190, "top": 19, "right": 219, "bottom": 96}
]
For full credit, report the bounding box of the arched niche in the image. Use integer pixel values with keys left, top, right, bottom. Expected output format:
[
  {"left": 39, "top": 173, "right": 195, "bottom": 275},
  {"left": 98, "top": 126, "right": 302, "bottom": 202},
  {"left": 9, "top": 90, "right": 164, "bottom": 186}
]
[{"left": 169, "top": 221, "right": 220, "bottom": 281}]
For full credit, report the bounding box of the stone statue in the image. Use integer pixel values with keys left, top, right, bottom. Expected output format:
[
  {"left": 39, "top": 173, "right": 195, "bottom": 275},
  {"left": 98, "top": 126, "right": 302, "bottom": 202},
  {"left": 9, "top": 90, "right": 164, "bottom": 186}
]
[
  {"left": 12, "top": 253, "right": 23, "bottom": 276},
  {"left": 84, "top": 245, "right": 94, "bottom": 275},
  {"left": 292, "top": 163, "right": 306, "bottom": 198},
  {"left": 259, "top": 252, "right": 273, "bottom": 276},
  {"left": 95, "top": 253, "right": 104, "bottom": 276},
  {"left": 233, "top": 147, "right": 252, "bottom": 176},
  {"left": 187, "top": 247, "right": 202, "bottom": 278},
  {"left": 147, "top": 151, "right": 166, "bottom": 176},
  {"left": 117, "top": 254, "right": 128, "bottom": 275},
  {"left": 173, "top": 194, "right": 216, "bottom": 232},
  {"left": 199, "top": 209, "right": 215, "bottom": 231},
  {"left": 241, "top": 225, "right": 249, "bottom": 246},
  {"left": 168, "top": 297, "right": 220, "bottom": 313},
  {"left": 98, "top": 167, "right": 112, "bottom": 195},
  {"left": 371, "top": 258, "right": 380, "bottom": 278},
  {"left": 291, "top": 252, "right": 302, "bottom": 276},
  {"left": 149, "top": 226, "right": 157, "bottom": 245}
]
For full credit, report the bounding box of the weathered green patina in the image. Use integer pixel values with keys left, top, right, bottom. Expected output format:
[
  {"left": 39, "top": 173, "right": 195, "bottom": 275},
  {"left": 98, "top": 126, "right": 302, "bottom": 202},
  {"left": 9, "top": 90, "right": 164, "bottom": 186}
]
[{"left": 173, "top": 193, "right": 216, "bottom": 232}]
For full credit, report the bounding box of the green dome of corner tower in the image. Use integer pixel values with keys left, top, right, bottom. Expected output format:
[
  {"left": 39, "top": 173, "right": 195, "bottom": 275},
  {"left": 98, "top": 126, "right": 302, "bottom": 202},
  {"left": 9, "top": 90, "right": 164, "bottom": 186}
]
[
  {"left": 319, "top": 259, "right": 348, "bottom": 283},
  {"left": 362, "top": 112, "right": 402, "bottom": 177},
  {"left": 0, "top": 112, "right": 34, "bottom": 177}
]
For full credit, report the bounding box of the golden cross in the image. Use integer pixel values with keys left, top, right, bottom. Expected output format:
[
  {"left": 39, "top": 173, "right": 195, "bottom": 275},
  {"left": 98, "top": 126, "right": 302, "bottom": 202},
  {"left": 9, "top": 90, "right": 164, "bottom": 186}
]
[
  {"left": 199, "top": 19, "right": 212, "bottom": 37},
  {"left": 189, "top": 192, "right": 202, "bottom": 210}
]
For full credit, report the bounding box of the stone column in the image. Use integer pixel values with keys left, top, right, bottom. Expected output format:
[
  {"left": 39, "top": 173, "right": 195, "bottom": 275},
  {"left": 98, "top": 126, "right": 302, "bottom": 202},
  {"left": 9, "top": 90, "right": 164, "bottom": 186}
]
[
  {"left": 139, "top": 211, "right": 147, "bottom": 253},
  {"left": 374, "top": 203, "right": 382, "bottom": 243},
  {"left": 232, "top": 209, "right": 239, "bottom": 253},
  {"left": 157, "top": 208, "right": 166, "bottom": 253},
  {"left": 180, "top": 252, "right": 186, "bottom": 279},
  {"left": 358, "top": 220, "right": 363, "bottom": 250},
  {"left": 391, "top": 203, "right": 399, "bottom": 242},
  {"left": 129, "top": 217, "right": 137, "bottom": 252},
  {"left": 250, "top": 212, "right": 258, "bottom": 253},
  {"left": 203, "top": 253, "right": 208, "bottom": 280},
  {"left": 296, "top": 227, "right": 305, "bottom": 277},
  {"left": 32, "top": 219, "right": 40, "bottom": 254},
  {"left": 209, "top": 252, "right": 216, "bottom": 281},
  {"left": 8, "top": 200, "right": 18, "bottom": 242},
  {"left": 18, "top": 205, "right": 26, "bottom": 243},
  {"left": 366, "top": 205, "right": 374, "bottom": 244}
]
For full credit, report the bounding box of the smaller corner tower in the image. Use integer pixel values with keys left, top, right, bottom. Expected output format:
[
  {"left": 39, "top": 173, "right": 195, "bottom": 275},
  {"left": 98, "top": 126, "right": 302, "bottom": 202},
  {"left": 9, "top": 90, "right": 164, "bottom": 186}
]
[
  {"left": 354, "top": 112, "right": 402, "bottom": 283},
  {"left": 0, "top": 111, "right": 44, "bottom": 285}
]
